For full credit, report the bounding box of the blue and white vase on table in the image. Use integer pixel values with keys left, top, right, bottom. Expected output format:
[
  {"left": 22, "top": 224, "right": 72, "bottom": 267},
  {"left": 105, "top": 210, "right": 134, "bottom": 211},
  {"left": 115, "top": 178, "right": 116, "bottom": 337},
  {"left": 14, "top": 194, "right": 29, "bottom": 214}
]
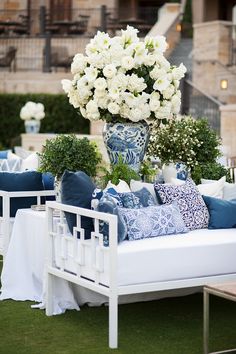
[
  {"left": 103, "top": 121, "right": 150, "bottom": 172},
  {"left": 162, "top": 162, "right": 189, "bottom": 183}
]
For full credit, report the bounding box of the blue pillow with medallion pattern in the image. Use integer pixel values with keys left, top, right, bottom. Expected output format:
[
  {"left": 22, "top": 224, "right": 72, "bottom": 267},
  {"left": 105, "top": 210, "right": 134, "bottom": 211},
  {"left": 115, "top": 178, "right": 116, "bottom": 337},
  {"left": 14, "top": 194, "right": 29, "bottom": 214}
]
[
  {"left": 154, "top": 178, "right": 209, "bottom": 231},
  {"left": 117, "top": 201, "right": 188, "bottom": 241}
]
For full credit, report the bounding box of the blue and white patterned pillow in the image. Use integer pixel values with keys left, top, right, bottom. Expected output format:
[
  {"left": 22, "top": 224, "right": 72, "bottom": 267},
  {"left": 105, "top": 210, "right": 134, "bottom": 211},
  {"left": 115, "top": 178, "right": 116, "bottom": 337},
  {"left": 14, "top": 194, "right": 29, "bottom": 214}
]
[
  {"left": 119, "top": 188, "right": 157, "bottom": 209},
  {"left": 117, "top": 202, "right": 188, "bottom": 241},
  {"left": 154, "top": 178, "right": 209, "bottom": 231},
  {"left": 98, "top": 193, "right": 127, "bottom": 244},
  {"left": 91, "top": 187, "right": 122, "bottom": 210}
]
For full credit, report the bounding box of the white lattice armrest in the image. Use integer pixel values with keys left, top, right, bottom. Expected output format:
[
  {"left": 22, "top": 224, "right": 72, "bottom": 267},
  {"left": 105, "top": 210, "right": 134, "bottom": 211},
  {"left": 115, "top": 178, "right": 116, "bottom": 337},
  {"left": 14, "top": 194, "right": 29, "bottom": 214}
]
[{"left": 46, "top": 200, "right": 118, "bottom": 286}]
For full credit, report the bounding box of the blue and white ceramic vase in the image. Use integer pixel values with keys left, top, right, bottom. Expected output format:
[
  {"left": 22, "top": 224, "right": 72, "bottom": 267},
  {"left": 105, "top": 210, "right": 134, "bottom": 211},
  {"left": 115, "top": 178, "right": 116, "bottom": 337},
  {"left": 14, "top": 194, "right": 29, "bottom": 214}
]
[
  {"left": 24, "top": 119, "right": 40, "bottom": 134},
  {"left": 162, "top": 162, "right": 189, "bottom": 183},
  {"left": 103, "top": 121, "right": 150, "bottom": 172}
]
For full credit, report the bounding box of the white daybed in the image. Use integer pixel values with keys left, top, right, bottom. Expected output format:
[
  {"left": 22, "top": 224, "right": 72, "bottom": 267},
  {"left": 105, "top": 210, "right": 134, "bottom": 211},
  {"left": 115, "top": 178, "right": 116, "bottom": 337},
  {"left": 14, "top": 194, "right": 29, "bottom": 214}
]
[{"left": 45, "top": 201, "right": 236, "bottom": 348}]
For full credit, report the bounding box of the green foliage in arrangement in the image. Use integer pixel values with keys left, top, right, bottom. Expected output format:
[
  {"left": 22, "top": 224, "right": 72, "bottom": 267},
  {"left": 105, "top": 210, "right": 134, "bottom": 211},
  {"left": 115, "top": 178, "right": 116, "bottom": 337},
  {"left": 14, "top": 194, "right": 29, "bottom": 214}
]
[
  {"left": 0, "top": 93, "right": 89, "bottom": 148},
  {"left": 102, "top": 155, "right": 141, "bottom": 187},
  {"left": 191, "top": 162, "right": 232, "bottom": 185},
  {"left": 147, "top": 116, "right": 227, "bottom": 184},
  {"left": 38, "top": 135, "right": 101, "bottom": 179},
  {"left": 148, "top": 117, "right": 221, "bottom": 169}
]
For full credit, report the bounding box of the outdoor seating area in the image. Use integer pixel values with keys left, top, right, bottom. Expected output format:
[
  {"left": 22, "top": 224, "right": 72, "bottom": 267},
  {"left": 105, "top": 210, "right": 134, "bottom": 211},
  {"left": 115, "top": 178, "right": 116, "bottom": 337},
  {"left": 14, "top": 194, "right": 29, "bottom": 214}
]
[{"left": 2, "top": 0, "right": 236, "bottom": 353}]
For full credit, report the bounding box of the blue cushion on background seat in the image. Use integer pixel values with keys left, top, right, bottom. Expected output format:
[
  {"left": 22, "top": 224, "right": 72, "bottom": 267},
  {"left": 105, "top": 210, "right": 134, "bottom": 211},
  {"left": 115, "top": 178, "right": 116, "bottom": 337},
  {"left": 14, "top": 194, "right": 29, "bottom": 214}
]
[
  {"left": 61, "top": 170, "right": 95, "bottom": 239},
  {"left": 0, "top": 150, "right": 10, "bottom": 159},
  {"left": 0, "top": 171, "right": 45, "bottom": 217},
  {"left": 42, "top": 172, "right": 55, "bottom": 201},
  {"left": 203, "top": 195, "right": 236, "bottom": 229}
]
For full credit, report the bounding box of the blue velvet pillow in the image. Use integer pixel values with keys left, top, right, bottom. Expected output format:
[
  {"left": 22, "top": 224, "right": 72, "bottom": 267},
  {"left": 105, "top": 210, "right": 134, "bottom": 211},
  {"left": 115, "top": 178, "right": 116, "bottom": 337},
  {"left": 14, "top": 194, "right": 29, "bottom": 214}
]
[
  {"left": 117, "top": 202, "right": 188, "bottom": 241},
  {"left": 0, "top": 171, "right": 44, "bottom": 217},
  {"left": 61, "top": 170, "right": 95, "bottom": 239},
  {"left": 203, "top": 195, "right": 236, "bottom": 229},
  {"left": 0, "top": 150, "right": 10, "bottom": 159},
  {"left": 118, "top": 188, "right": 157, "bottom": 209},
  {"left": 42, "top": 172, "right": 55, "bottom": 201}
]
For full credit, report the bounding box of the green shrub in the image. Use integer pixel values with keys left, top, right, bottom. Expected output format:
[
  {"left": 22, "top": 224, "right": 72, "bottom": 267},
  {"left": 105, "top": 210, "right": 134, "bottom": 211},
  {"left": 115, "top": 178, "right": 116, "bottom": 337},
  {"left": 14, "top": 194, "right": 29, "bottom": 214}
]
[
  {"left": 101, "top": 156, "right": 141, "bottom": 187},
  {"left": 191, "top": 162, "right": 232, "bottom": 185},
  {"left": 38, "top": 135, "right": 101, "bottom": 179},
  {"left": 0, "top": 93, "right": 89, "bottom": 148}
]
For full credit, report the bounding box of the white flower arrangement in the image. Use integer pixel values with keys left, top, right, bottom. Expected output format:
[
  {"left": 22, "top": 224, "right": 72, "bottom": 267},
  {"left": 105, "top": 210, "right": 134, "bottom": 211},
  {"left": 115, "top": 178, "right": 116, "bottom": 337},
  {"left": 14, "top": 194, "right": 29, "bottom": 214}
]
[
  {"left": 61, "top": 26, "right": 187, "bottom": 124},
  {"left": 20, "top": 101, "right": 45, "bottom": 121}
]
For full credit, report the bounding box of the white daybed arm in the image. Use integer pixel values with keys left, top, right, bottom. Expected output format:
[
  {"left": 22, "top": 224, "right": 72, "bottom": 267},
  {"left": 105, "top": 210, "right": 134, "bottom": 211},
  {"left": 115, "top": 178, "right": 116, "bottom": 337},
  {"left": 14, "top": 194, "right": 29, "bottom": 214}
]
[{"left": 0, "top": 189, "right": 56, "bottom": 257}]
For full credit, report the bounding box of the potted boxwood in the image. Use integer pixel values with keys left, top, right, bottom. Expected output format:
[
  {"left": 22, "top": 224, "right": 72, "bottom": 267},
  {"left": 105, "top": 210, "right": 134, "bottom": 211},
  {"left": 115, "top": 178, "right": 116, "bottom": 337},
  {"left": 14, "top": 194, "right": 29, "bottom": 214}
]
[{"left": 38, "top": 134, "right": 101, "bottom": 199}]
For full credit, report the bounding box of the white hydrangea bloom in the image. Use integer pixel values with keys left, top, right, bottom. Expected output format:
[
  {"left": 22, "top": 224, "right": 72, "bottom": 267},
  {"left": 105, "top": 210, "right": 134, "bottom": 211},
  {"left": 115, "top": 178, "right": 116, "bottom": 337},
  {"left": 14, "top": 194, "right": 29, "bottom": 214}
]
[{"left": 20, "top": 101, "right": 45, "bottom": 121}]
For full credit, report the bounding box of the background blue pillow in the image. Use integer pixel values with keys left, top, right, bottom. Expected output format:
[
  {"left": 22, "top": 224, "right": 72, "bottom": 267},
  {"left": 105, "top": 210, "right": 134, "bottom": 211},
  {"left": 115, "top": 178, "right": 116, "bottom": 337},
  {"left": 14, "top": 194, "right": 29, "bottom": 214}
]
[
  {"left": 42, "top": 172, "right": 55, "bottom": 201},
  {"left": 61, "top": 170, "right": 95, "bottom": 239},
  {"left": 0, "top": 150, "right": 10, "bottom": 159},
  {"left": 203, "top": 195, "right": 236, "bottom": 229},
  {"left": 0, "top": 171, "right": 44, "bottom": 217}
]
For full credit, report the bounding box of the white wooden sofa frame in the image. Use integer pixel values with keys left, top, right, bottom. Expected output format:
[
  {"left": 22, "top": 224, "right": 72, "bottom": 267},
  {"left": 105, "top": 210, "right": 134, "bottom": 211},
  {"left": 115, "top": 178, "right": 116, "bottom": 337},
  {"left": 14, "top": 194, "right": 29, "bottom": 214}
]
[
  {"left": 0, "top": 189, "right": 56, "bottom": 257},
  {"left": 45, "top": 201, "right": 236, "bottom": 349}
]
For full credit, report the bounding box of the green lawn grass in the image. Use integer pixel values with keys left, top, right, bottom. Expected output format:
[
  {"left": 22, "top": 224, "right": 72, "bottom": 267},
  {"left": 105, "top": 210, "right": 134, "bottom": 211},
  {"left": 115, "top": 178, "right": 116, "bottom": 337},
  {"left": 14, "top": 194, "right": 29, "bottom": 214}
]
[{"left": 1, "top": 258, "right": 236, "bottom": 354}]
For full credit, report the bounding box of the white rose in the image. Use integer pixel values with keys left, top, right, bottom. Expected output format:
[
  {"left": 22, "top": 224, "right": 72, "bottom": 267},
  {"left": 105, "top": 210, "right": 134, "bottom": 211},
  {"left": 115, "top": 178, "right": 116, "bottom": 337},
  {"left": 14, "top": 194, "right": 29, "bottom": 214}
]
[
  {"left": 162, "top": 84, "right": 175, "bottom": 99},
  {"left": 84, "top": 66, "right": 98, "bottom": 82},
  {"left": 120, "top": 103, "right": 130, "bottom": 119},
  {"left": 61, "top": 79, "right": 73, "bottom": 94},
  {"left": 68, "top": 89, "right": 81, "bottom": 109},
  {"left": 108, "top": 102, "right": 120, "bottom": 115},
  {"left": 129, "top": 108, "right": 143, "bottom": 122},
  {"left": 153, "top": 36, "right": 168, "bottom": 53},
  {"left": 103, "top": 64, "right": 117, "bottom": 78},
  {"left": 87, "top": 111, "right": 100, "bottom": 121},
  {"left": 150, "top": 67, "right": 166, "bottom": 80},
  {"left": 86, "top": 100, "right": 99, "bottom": 113},
  {"left": 153, "top": 76, "right": 170, "bottom": 92},
  {"left": 94, "top": 77, "right": 107, "bottom": 91},
  {"left": 155, "top": 104, "right": 172, "bottom": 120},
  {"left": 122, "top": 92, "right": 136, "bottom": 108},
  {"left": 71, "top": 53, "right": 87, "bottom": 74},
  {"left": 149, "top": 92, "right": 160, "bottom": 111},
  {"left": 143, "top": 54, "right": 156, "bottom": 66},
  {"left": 128, "top": 74, "right": 146, "bottom": 93},
  {"left": 96, "top": 97, "right": 108, "bottom": 109},
  {"left": 108, "top": 87, "right": 120, "bottom": 100},
  {"left": 171, "top": 63, "right": 187, "bottom": 80},
  {"left": 171, "top": 94, "right": 181, "bottom": 114},
  {"left": 121, "top": 56, "right": 135, "bottom": 70},
  {"left": 94, "top": 88, "right": 107, "bottom": 98}
]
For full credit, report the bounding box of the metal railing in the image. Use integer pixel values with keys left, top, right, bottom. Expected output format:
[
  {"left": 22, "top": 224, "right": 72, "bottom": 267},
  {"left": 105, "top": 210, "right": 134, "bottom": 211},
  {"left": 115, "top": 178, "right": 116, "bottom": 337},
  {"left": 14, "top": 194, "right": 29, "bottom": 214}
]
[{"left": 181, "top": 78, "right": 222, "bottom": 135}]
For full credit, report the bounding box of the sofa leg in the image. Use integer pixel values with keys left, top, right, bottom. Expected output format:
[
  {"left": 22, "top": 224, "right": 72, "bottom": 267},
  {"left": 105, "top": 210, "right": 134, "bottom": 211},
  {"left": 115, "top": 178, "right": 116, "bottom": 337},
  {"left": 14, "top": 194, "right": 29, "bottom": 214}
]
[
  {"left": 46, "top": 271, "right": 54, "bottom": 316},
  {"left": 109, "top": 295, "right": 118, "bottom": 349}
]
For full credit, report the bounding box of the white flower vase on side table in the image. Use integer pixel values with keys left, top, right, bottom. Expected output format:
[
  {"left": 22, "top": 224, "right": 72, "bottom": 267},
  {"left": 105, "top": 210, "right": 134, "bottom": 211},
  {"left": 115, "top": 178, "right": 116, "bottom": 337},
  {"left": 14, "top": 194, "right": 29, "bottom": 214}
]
[{"left": 24, "top": 120, "right": 41, "bottom": 134}]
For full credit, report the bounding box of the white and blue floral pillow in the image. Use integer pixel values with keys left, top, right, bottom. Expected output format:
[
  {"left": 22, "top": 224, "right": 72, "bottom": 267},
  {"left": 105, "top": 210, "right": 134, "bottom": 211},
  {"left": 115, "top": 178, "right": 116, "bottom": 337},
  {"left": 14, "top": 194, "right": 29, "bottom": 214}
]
[
  {"left": 119, "top": 188, "right": 157, "bottom": 209},
  {"left": 154, "top": 178, "right": 209, "bottom": 231},
  {"left": 117, "top": 202, "right": 188, "bottom": 241}
]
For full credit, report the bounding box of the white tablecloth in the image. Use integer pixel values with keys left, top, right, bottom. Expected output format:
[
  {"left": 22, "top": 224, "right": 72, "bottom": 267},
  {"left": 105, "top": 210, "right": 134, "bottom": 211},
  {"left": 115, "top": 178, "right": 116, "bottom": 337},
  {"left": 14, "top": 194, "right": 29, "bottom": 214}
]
[{"left": 0, "top": 209, "right": 198, "bottom": 314}]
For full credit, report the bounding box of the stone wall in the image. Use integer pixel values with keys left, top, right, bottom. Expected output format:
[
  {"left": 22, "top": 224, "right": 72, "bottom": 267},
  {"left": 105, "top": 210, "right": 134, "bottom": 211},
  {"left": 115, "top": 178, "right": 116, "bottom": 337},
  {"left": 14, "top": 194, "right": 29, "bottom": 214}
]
[
  {"left": 220, "top": 104, "right": 236, "bottom": 158},
  {"left": 192, "top": 21, "right": 236, "bottom": 104}
]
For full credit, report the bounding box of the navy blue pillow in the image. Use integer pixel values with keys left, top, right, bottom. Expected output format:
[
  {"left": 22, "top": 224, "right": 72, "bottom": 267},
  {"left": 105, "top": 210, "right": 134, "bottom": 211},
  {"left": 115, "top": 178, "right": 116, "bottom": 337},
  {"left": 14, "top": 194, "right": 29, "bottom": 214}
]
[
  {"left": 42, "top": 172, "right": 55, "bottom": 201},
  {"left": 61, "top": 170, "right": 95, "bottom": 239},
  {"left": 0, "top": 171, "right": 45, "bottom": 217},
  {"left": 203, "top": 195, "right": 236, "bottom": 229},
  {"left": 0, "top": 150, "right": 10, "bottom": 159}
]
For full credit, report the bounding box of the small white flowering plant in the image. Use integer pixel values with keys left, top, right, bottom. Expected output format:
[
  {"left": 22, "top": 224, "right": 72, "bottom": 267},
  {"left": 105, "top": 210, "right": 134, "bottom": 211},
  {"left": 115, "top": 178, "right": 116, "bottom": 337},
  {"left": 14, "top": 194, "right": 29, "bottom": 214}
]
[
  {"left": 20, "top": 101, "right": 45, "bottom": 121},
  {"left": 147, "top": 116, "right": 222, "bottom": 170},
  {"left": 61, "top": 26, "right": 186, "bottom": 124}
]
